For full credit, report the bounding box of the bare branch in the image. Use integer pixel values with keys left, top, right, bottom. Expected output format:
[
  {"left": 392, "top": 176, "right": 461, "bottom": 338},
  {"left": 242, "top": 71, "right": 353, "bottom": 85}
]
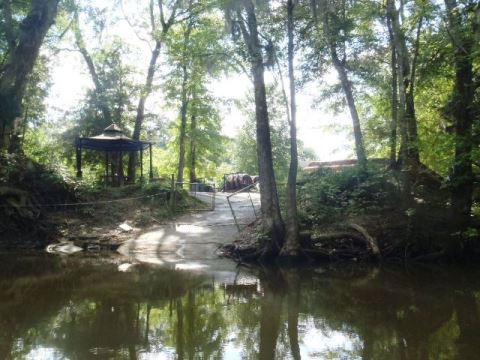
[
  {"left": 149, "top": 0, "right": 156, "bottom": 34},
  {"left": 158, "top": 0, "right": 166, "bottom": 29},
  {"left": 120, "top": 0, "right": 153, "bottom": 52}
]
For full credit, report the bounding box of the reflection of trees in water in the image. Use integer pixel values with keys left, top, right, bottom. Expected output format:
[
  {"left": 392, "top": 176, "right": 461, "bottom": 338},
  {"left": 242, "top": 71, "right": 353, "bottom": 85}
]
[
  {"left": 1, "top": 255, "right": 480, "bottom": 359},
  {"left": 252, "top": 265, "right": 480, "bottom": 360},
  {"left": 0, "top": 254, "right": 87, "bottom": 360},
  {"left": 0, "top": 256, "right": 207, "bottom": 359},
  {"left": 172, "top": 287, "right": 227, "bottom": 360},
  {"left": 298, "top": 266, "right": 480, "bottom": 360}
]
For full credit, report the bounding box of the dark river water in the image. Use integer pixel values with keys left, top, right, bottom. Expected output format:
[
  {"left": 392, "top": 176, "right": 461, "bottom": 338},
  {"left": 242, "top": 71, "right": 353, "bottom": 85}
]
[{"left": 1, "top": 252, "right": 479, "bottom": 359}]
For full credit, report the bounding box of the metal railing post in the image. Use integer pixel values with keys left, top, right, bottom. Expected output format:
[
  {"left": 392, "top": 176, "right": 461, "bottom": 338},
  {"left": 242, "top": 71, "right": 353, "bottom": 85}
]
[
  {"left": 194, "top": 182, "right": 197, "bottom": 211},
  {"left": 248, "top": 189, "right": 257, "bottom": 219},
  {"left": 212, "top": 184, "right": 216, "bottom": 211},
  {"left": 170, "top": 174, "right": 175, "bottom": 212},
  {"left": 227, "top": 195, "right": 241, "bottom": 232}
]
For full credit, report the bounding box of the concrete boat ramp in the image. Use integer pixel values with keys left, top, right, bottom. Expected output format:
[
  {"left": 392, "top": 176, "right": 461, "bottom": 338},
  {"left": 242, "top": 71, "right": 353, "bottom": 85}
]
[{"left": 118, "top": 192, "right": 260, "bottom": 278}]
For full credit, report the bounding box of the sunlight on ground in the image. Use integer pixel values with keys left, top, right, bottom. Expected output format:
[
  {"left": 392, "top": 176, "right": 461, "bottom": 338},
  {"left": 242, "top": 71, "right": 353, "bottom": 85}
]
[
  {"left": 174, "top": 263, "right": 208, "bottom": 271},
  {"left": 175, "top": 224, "right": 210, "bottom": 234}
]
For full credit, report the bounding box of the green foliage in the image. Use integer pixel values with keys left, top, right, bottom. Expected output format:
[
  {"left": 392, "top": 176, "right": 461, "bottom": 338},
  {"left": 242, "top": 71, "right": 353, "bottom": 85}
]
[
  {"left": 162, "top": 10, "right": 229, "bottom": 182},
  {"left": 231, "top": 85, "right": 302, "bottom": 182},
  {"left": 2, "top": 0, "right": 479, "bottom": 253},
  {"left": 298, "top": 165, "right": 401, "bottom": 225}
]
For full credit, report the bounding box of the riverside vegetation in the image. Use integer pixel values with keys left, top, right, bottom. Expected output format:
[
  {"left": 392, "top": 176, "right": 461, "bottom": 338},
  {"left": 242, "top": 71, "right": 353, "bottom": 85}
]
[{"left": 0, "top": 0, "right": 479, "bottom": 264}]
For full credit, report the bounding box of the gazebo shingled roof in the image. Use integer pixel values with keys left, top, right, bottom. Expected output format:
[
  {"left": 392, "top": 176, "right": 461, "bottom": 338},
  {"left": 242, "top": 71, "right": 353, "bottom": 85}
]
[
  {"left": 75, "top": 124, "right": 151, "bottom": 152},
  {"left": 75, "top": 124, "right": 153, "bottom": 183}
]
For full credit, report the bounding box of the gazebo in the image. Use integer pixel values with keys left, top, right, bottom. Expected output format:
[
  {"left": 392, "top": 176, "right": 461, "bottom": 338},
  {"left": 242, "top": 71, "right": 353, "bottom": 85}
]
[{"left": 75, "top": 124, "right": 153, "bottom": 185}]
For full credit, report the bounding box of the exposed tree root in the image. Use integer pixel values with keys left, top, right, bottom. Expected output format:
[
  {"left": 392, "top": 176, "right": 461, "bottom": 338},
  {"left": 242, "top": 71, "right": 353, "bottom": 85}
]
[
  {"left": 347, "top": 223, "right": 381, "bottom": 259},
  {"left": 219, "top": 219, "right": 382, "bottom": 264}
]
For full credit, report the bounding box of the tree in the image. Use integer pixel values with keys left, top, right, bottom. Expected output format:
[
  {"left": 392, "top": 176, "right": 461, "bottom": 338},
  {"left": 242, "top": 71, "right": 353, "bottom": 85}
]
[
  {"left": 71, "top": 5, "right": 112, "bottom": 125},
  {"left": 0, "top": 0, "right": 60, "bottom": 152},
  {"left": 163, "top": 8, "right": 226, "bottom": 184},
  {"left": 281, "top": 0, "right": 301, "bottom": 257},
  {"left": 312, "top": 0, "right": 367, "bottom": 169},
  {"left": 65, "top": 1, "right": 136, "bottom": 184},
  {"left": 386, "top": 0, "right": 424, "bottom": 167},
  {"left": 232, "top": 86, "right": 307, "bottom": 183},
  {"left": 127, "top": 0, "right": 192, "bottom": 182},
  {"left": 225, "top": 0, "right": 285, "bottom": 256},
  {"left": 444, "top": 0, "right": 478, "bottom": 224},
  {"left": 387, "top": 14, "right": 399, "bottom": 167}
]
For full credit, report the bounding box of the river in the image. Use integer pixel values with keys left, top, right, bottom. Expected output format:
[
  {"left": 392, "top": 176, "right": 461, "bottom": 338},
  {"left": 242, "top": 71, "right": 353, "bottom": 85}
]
[{"left": 1, "top": 252, "right": 479, "bottom": 359}]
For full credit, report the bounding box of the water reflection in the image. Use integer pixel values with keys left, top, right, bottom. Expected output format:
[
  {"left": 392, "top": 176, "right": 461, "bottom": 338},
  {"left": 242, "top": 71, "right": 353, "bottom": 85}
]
[{"left": 0, "top": 254, "right": 479, "bottom": 359}]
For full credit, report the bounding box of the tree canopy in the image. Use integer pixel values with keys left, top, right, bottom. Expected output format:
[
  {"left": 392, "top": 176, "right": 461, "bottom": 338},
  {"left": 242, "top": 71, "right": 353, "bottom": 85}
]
[{"left": 1, "top": 0, "right": 479, "bottom": 258}]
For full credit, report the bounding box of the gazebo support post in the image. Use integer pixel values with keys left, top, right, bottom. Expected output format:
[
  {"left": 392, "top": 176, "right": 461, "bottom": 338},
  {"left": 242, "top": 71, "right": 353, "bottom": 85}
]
[
  {"left": 105, "top": 152, "right": 109, "bottom": 187},
  {"left": 140, "top": 148, "right": 144, "bottom": 182},
  {"left": 76, "top": 146, "right": 82, "bottom": 178},
  {"left": 149, "top": 143, "right": 153, "bottom": 180},
  {"left": 119, "top": 151, "right": 124, "bottom": 186}
]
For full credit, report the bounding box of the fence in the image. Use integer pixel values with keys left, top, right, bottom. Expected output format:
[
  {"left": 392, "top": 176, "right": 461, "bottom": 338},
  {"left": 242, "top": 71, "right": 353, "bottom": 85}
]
[
  {"left": 173, "top": 181, "right": 216, "bottom": 213},
  {"left": 226, "top": 183, "right": 261, "bottom": 232}
]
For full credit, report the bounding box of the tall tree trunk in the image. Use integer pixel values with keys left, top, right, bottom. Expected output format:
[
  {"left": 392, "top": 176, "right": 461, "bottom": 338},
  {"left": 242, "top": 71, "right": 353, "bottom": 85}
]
[
  {"left": 177, "top": 80, "right": 188, "bottom": 185},
  {"left": 237, "top": 0, "right": 285, "bottom": 256},
  {"left": 319, "top": 0, "right": 367, "bottom": 169},
  {"left": 387, "top": 16, "right": 398, "bottom": 167},
  {"left": 0, "top": 0, "right": 59, "bottom": 151},
  {"left": 281, "top": 0, "right": 301, "bottom": 258},
  {"left": 188, "top": 111, "right": 197, "bottom": 184},
  {"left": 127, "top": 39, "right": 161, "bottom": 182},
  {"left": 386, "top": 0, "right": 420, "bottom": 167},
  {"left": 127, "top": 0, "right": 184, "bottom": 182},
  {"left": 330, "top": 47, "right": 367, "bottom": 169},
  {"left": 404, "top": 15, "right": 423, "bottom": 165},
  {"left": 444, "top": 0, "right": 475, "bottom": 224},
  {"left": 177, "top": 21, "right": 193, "bottom": 185}
]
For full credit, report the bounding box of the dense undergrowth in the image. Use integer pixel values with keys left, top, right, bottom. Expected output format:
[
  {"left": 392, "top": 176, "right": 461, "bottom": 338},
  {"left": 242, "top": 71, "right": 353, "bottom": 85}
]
[
  {"left": 0, "top": 153, "right": 198, "bottom": 248},
  {"left": 226, "top": 163, "right": 479, "bottom": 264},
  {"left": 294, "top": 163, "right": 479, "bottom": 262},
  {"left": 0, "top": 153, "right": 76, "bottom": 247}
]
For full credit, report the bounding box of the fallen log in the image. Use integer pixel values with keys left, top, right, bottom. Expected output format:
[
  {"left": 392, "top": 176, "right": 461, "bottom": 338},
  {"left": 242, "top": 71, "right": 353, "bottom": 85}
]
[{"left": 347, "top": 222, "right": 381, "bottom": 259}]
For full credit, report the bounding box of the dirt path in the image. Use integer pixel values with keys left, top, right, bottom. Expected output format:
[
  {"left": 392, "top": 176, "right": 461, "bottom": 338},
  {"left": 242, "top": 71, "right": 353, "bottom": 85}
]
[{"left": 118, "top": 192, "right": 260, "bottom": 275}]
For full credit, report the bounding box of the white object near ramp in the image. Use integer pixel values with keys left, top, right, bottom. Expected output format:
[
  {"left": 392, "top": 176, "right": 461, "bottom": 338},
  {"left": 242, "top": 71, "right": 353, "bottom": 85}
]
[
  {"left": 118, "top": 263, "right": 133, "bottom": 272},
  {"left": 118, "top": 223, "right": 133, "bottom": 232},
  {"left": 46, "top": 242, "right": 83, "bottom": 255}
]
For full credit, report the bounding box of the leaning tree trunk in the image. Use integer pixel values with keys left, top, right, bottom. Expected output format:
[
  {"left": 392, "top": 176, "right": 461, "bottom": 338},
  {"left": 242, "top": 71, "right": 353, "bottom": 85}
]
[
  {"left": 319, "top": 0, "right": 366, "bottom": 170},
  {"left": 330, "top": 46, "right": 367, "bottom": 170},
  {"left": 176, "top": 22, "right": 193, "bottom": 185},
  {"left": 0, "top": 0, "right": 59, "bottom": 151},
  {"left": 237, "top": 0, "right": 285, "bottom": 256},
  {"left": 445, "top": 0, "right": 475, "bottom": 224},
  {"left": 127, "top": 40, "right": 161, "bottom": 182},
  {"left": 127, "top": 0, "right": 187, "bottom": 182},
  {"left": 72, "top": 10, "right": 112, "bottom": 126},
  {"left": 281, "top": 0, "right": 301, "bottom": 258}
]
